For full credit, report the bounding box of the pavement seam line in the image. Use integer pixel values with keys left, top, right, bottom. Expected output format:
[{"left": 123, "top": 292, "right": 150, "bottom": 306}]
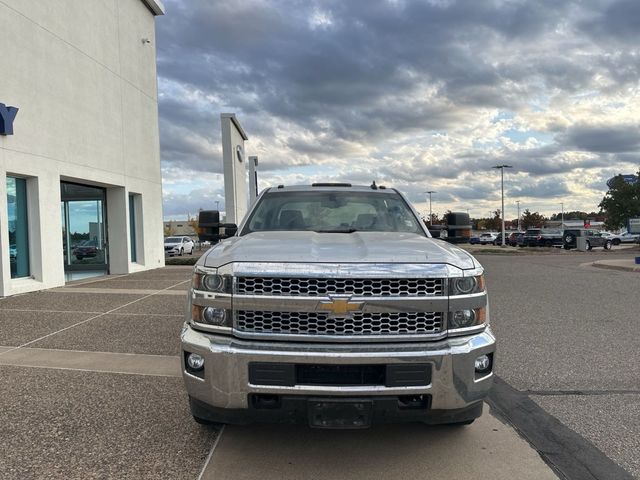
[
  {"left": 0, "top": 363, "right": 181, "bottom": 378},
  {"left": 198, "top": 425, "right": 226, "bottom": 480},
  {"left": 0, "top": 279, "right": 190, "bottom": 358},
  {"left": 527, "top": 389, "right": 640, "bottom": 396}
]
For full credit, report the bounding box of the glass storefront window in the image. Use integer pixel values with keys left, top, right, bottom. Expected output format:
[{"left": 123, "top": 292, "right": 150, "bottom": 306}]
[
  {"left": 129, "top": 194, "right": 137, "bottom": 263},
  {"left": 6, "top": 177, "right": 30, "bottom": 278}
]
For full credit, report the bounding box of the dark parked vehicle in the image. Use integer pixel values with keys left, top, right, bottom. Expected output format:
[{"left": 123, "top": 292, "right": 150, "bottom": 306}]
[
  {"left": 563, "top": 229, "right": 612, "bottom": 250},
  {"left": 469, "top": 236, "right": 480, "bottom": 245},
  {"left": 508, "top": 232, "right": 524, "bottom": 247},
  {"left": 72, "top": 239, "right": 98, "bottom": 260},
  {"left": 521, "top": 228, "right": 563, "bottom": 247}
]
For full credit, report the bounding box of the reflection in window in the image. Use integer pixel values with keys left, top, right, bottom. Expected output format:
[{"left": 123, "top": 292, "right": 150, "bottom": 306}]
[
  {"left": 129, "top": 194, "right": 137, "bottom": 263},
  {"left": 6, "top": 177, "right": 30, "bottom": 278}
]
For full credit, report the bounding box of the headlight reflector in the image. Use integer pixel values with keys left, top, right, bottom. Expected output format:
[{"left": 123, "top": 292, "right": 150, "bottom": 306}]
[
  {"left": 191, "top": 305, "right": 231, "bottom": 327},
  {"left": 448, "top": 308, "right": 486, "bottom": 330},
  {"left": 449, "top": 275, "right": 485, "bottom": 295},
  {"left": 192, "top": 269, "right": 230, "bottom": 293},
  {"left": 202, "top": 274, "right": 224, "bottom": 291},
  {"left": 202, "top": 306, "right": 226, "bottom": 325}
]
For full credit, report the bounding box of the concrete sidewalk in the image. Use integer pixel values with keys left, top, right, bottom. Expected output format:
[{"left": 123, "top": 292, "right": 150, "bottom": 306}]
[{"left": 201, "top": 405, "right": 558, "bottom": 480}]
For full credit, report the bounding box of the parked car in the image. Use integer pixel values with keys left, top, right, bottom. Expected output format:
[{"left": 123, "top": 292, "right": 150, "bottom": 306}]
[
  {"left": 469, "top": 236, "right": 480, "bottom": 245},
  {"left": 479, "top": 232, "right": 498, "bottom": 245},
  {"left": 72, "top": 239, "right": 99, "bottom": 260},
  {"left": 507, "top": 232, "right": 524, "bottom": 247},
  {"left": 165, "top": 236, "right": 195, "bottom": 256},
  {"left": 563, "top": 229, "right": 612, "bottom": 250},
  {"left": 521, "top": 229, "right": 563, "bottom": 247},
  {"left": 609, "top": 232, "right": 640, "bottom": 245}
]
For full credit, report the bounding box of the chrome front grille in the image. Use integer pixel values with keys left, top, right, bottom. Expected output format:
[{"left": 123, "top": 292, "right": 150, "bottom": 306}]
[
  {"left": 235, "top": 311, "right": 443, "bottom": 336},
  {"left": 235, "top": 277, "right": 444, "bottom": 296}
]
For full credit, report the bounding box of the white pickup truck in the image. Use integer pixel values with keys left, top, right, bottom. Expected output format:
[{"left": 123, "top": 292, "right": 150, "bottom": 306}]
[{"left": 181, "top": 184, "right": 495, "bottom": 428}]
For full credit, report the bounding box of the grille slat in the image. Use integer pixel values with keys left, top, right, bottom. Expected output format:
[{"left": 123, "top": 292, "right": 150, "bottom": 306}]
[
  {"left": 236, "top": 311, "right": 443, "bottom": 336},
  {"left": 236, "top": 277, "right": 444, "bottom": 296}
]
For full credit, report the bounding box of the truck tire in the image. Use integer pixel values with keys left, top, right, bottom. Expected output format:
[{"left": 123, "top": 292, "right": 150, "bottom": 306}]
[
  {"left": 604, "top": 240, "right": 612, "bottom": 250},
  {"left": 585, "top": 240, "right": 592, "bottom": 251}
]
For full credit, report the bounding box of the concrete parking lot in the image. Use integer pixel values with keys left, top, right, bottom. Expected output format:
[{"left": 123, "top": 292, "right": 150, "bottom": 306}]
[{"left": 0, "top": 250, "right": 638, "bottom": 479}]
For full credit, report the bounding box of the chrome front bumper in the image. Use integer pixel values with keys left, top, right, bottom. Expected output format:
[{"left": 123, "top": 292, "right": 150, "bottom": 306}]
[{"left": 181, "top": 324, "right": 495, "bottom": 411}]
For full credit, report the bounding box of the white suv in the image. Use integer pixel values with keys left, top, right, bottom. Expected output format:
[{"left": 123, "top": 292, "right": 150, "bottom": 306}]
[{"left": 164, "top": 236, "right": 195, "bottom": 256}]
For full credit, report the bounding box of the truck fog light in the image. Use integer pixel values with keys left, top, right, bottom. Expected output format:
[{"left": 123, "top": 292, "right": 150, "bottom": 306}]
[
  {"left": 202, "top": 307, "right": 226, "bottom": 325},
  {"left": 474, "top": 354, "right": 491, "bottom": 373},
  {"left": 451, "top": 309, "right": 476, "bottom": 328},
  {"left": 187, "top": 353, "right": 205, "bottom": 370}
]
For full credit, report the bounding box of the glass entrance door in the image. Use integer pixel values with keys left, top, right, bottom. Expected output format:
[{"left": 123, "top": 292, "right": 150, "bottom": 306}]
[{"left": 61, "top": 182, "right": 108, "bottom": 278}]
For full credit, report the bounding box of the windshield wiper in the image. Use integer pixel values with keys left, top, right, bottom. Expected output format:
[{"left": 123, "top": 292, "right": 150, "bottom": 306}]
[{"left": 313, "top": 228, "right": 358, "bottom": 233}]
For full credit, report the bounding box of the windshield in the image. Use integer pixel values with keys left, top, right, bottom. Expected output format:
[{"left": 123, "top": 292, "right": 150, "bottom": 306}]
[
  {"left": 242, "top": 190, "right": 425, "bottom": 235},
  {"left": 165, "top": 237, "right": 182, "bottom": 242}
]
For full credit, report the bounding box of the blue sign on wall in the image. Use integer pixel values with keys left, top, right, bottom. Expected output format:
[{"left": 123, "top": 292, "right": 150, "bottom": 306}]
[
  {"left": 0, "top": 103, "right": 19, "bottom": 135},
  {"left": 607, "top": 174, "right": 638, "bottom": 189}
]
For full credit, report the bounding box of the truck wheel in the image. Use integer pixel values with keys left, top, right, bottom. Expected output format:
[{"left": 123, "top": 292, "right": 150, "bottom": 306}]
[
  {"left": 563, "top": 245, "right": 571, "bottom": 250},
  {"left": 604, "top": 240, "right": 612, "bottom": 250},
  {"left": 585, "top": 240, "right": 592, "bottom": 251}
]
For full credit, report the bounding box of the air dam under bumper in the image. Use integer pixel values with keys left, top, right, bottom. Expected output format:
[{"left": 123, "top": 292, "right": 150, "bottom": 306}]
[{"left": 181, "top": 324, "right": 495, "bottom": 425}]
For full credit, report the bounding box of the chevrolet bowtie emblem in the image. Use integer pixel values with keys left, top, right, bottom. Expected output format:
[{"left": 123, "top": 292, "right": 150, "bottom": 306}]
[{"left": 317, "top": 297, "right": 363, "bottom": 316}]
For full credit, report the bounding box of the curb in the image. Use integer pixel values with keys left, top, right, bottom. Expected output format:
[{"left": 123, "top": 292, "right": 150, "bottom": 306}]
[{"left": 591, "top": 261, "right": 640, "bottom": 273}]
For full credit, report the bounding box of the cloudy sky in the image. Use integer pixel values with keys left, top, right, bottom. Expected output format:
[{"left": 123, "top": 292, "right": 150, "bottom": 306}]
[{"left": 156, "top": 0, "right": 640, "bottom": 221}]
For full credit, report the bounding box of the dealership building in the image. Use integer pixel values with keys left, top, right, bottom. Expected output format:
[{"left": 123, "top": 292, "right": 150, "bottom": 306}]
[{"left": 0, "top": 0, "right": 165, "bottom": 296}]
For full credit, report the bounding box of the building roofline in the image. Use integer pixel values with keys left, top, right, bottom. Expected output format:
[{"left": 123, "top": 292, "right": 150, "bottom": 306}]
[
  {"left": 221, "top": 113, "right": 249, "bottom": 140},
  {"left": 141, "top": 0, "right": 165, "bottom": 15}
]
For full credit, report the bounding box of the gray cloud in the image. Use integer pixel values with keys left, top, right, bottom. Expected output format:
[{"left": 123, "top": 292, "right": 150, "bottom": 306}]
[{"left": 156, "top": 0, "right": 640, "bottom": 217}]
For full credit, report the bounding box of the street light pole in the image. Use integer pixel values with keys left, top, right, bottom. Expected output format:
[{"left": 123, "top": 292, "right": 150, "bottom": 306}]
[
  {"left": 425, "top": 191, "right": 436, "bottom": 226},
  {"left": 516, "top": 200, "right": 521, "bottom": 231},
  {"left": 492, "top": 165, "right": 513, "bottom": 246},
  {"left": 561, "top": 202, "right": 564, "bottom": 229}
]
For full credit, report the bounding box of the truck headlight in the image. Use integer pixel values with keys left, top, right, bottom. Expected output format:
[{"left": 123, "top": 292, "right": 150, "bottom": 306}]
[
  {"left": 192, "top": 305, "right": 231, "bottom": 327},
  {"left": 449, "top": 308, "right": 486, "bottom": 329},
  {"left": 192, "top": 268, "right": 231, "bottom": 293},
  {"left": 449, "top": 275, "right": 485, "bottom": 295}
]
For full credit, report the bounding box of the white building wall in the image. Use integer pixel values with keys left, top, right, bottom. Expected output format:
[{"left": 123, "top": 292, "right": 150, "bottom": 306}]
[{"left": 0, "top": 0, "right": 165, "bottom": 296}]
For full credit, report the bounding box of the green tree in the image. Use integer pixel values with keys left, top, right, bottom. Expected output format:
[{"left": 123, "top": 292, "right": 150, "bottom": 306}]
[
  {"left": 599, "top": 170, "right": 640, "bottom": 230},
  {"left": 520, "top": 209, "right": 547, "bottom": 229}
]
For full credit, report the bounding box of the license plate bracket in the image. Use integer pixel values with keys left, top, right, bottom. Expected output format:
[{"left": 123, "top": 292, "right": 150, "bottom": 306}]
[{"left": 308, "top": 398, "right": 373, "bottom": 429}]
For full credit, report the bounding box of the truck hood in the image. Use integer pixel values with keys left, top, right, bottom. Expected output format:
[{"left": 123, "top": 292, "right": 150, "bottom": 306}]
[{"left": 202, "top": 231, "right": 478, "bottom": 270}]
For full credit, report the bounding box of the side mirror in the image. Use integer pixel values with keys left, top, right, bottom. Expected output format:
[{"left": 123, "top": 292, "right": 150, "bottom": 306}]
[{"left": 221, "top": 224, "right": 238, "bottom": 238}]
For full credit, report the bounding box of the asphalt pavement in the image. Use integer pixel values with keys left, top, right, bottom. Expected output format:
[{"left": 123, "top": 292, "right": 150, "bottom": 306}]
[{"left": 481, "top": 251, "right": 640, "bottom": 478}]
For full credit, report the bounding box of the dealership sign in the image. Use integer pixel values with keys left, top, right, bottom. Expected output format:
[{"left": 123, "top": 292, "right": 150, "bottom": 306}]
[
  {"left": 607, "top": 174, "right": 638, "bottom": 189},
  {"left": 628, "top": 218, "right": 640, "bottom": 234},
  {"left": 0, "top": 103, "right": 19, "bottom": 135}
]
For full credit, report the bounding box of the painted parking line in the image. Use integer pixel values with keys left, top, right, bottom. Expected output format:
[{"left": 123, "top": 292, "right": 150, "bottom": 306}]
[
  {"left": 0, "top": 308, "right": 182, "bottom": 318},
  {"left": 48, "top": 287, "right": 187, "bottom": 296},
  {"left": 0, "top": 347, "right": 181, "bottom": 377},
  {"left": 199, "top": 405, "right": 558, "bottom": 480}
]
